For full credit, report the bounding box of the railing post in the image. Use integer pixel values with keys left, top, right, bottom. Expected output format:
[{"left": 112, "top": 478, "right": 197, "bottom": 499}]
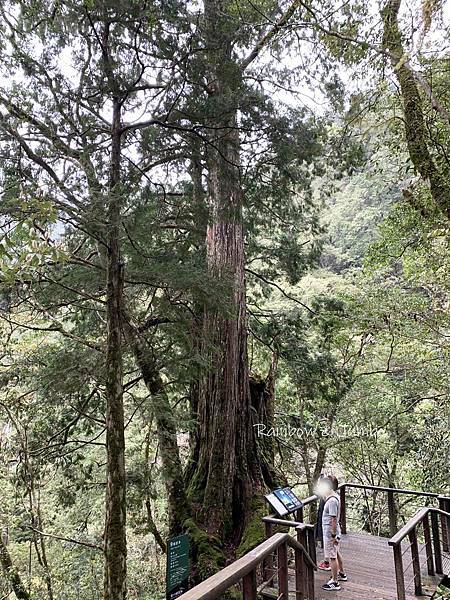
[
  {"left": 306, "top": 561, "right": 315, "bottom": 600},
  {"left": 294, "top": 544, "right": 305, "bottom": 600},
  {"left": 263, "top": 521, "right": 274, "bottom": 580},
  {"left": 306, "top": 527, "right": 316, "bottom": 565},
  {"left": 392, "top": 543, "right": 406, "bottom": 600},
  {"left": 278, "top": 541, "right": 289, "bottom": 600},
  {"left": 296, "top": 506, "right": 304, "bottom": 523},
  {"left": 431, "top": 510, "right": 443, "bottom": 575},
  {"left": 297, "top": 528, "right": 308, "bottom": 599},
  {"left": 297, "top": 526, "right": 315, "bottom": 600},
  {"left": 388, "top": 490, "right": 398, "bottom": 537},
  {"left": 422, "top": 512, "right": 434, "bottom": 576},
  {"left": 340, "top": 485, "right": 347, "bottom": 534},
  {"left": 409, "top": 528, "right": 422, "bottom": 596},
  {"left": 438, "top": 496, "right": 449, "bottom": 552},
  {"left": 242, "top": 569, "right": 257, "bottom": 600}
]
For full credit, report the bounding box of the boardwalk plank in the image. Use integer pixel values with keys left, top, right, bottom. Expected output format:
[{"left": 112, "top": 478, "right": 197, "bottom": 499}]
[{"left": 260, "top": 532, "right": 444, "bottom": 600}]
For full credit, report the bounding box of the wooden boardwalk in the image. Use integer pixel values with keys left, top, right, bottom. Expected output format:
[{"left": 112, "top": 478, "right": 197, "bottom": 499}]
[
  {"left": 313, "top": 532, "right": 441, "bottom": 600},
  {"left": 262, "top": 531, "right": 443, "bottom": 600}
]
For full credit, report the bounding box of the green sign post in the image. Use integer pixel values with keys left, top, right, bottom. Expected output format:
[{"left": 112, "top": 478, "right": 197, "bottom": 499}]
[{"left": 166, "top": 534, "right": 190, "bottom": 600}]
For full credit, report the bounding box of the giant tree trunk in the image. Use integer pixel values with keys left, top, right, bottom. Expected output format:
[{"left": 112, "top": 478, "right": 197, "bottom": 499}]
[
  {"left": 103, "top": 96, "right": 127, "bottom": 600},
  {"left": 188, "top": 0, "right": 265, "bottom": 543}
]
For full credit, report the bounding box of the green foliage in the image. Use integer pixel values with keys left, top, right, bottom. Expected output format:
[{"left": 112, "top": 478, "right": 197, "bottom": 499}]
[{"left": 0, "top": 0, "right": 449, "bottom": 598}]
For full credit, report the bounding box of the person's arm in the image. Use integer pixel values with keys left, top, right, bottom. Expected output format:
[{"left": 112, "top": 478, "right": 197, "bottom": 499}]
[
  {"left": 328, "top": 498, "right": 340, "bottom": 541},
  {"left": 330, "top": 516, "right": 338, "bottom": 538}
]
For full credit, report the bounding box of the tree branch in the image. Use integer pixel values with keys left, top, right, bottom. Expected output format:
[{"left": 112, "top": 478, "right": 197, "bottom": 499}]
[
  {"left": 241, "top": 0, "right": 302, "bottom": 71},
  {"left": 245, "top": 268, "right": 315, "bottom": 314},
  {"left": 25, "top": 527, "right": 102, "bottom": 551}
]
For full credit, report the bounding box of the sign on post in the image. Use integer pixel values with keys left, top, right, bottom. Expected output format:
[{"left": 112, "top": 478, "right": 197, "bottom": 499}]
[
  {"left": 265, "top": 486, "right": 303, "bottom": 516},
  {"left": 166, "top": 534, "right": 190, "bottom": 600}
]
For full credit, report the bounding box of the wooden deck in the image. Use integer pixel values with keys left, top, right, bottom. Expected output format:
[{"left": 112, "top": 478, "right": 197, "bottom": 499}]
[
  {"left": 261, "top": 531, "right": 443, "bottom": 600},
  {"left": 313, "top": 532, "right": 441, "bottom": 600}
]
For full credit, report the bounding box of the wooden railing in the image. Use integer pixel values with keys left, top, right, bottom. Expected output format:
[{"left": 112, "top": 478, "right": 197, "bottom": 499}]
[
  {"left": 298, "top": 483, "right": 447, "bottom": 538},
  {"left": 262, "top": 517, "right": 317, "bottom": 599},
  {"left": 177, "top": 485, "right": 448, "bottom": 600},
  {"left": 389, "top": 506, "right": 450, "bottom": 599},
  {"left": 177, "top": 531, "right": 317, "bottom": 600},
  {"left": 265, "top": 482, "right": 450, "bottom": 599}
]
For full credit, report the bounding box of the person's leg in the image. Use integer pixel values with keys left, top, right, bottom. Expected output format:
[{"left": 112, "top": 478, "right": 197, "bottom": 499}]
[
  {"left": 322, "top": 538, "right": 341, "bottom": 590},
  {"left": 336, "top": 549, "right": 348, "bottom": 580},
  {"left": 330, "top": 557, "right": 338, "bottom": 582},
  {"left": 337, "top": 550, "right": 344, "bottom": 573},
  {"left": 318, "top": 528, "right": 330, "bottom": 569}
]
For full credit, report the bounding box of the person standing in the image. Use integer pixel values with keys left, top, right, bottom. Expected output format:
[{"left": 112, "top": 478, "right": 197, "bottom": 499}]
[
  {"left": 317, "top": 477, "right": 347, "bottom": 591},
  {"left": 317, "top": 474, "right": 339, "bottom": 572}
]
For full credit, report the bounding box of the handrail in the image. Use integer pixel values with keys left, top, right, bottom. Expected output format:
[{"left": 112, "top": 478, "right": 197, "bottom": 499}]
[
  {"left": 262, "top": 516, "right": 302, "bottom": 528},
  {"left": 389, "top": 507, "right": 450, "bottom": 546},
  {"left": 177, "top": 532, "right": 317, "bottom": 600},
  {"left": 177, "top": 533, "right": 288, "bottom": 600},
  {"left": 279, "top": 483, "right": 449, "bottom": 538},
  {"left": 389, "top": 508, "right": 429, "bottom": 546},
  {"left": 262, "top": 517, "right": 315, "bottom": 531},
  {"left": 301, "top": 494, "right": 318, "bottom": 507},
  {"left": 341, "top": 482, "right": 447, "bottom": 498},
  {"left": 433, "top": 507, "right": 450, "bottom": 517},
  {"left": 388, "top": 504, "right": 450, "bottom": 599},
  {"left": 295, "top": 522, "right": 315, "bottom": 531},
  {"left": 299, "top": 483, "right": 446, "bottom": 509}
]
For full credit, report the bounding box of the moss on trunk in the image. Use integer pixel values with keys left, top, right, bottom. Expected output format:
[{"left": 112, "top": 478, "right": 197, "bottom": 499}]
[
  {"left": 236, "top": 495, "right": 267, "bottom": 558},
  {"left": 381, "top": 0, "right": 450, "bottom": 220}
]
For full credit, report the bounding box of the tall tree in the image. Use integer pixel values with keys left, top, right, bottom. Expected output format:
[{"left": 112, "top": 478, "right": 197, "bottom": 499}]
[
  {"left": 187, "top": 0, "right": 309, "bottom": 544},
  {"left": 188, "top": 0, "right": 262, "bottom": 539},
  {"left": 103, "top": 43, "right": 127, "bottom": 600}
]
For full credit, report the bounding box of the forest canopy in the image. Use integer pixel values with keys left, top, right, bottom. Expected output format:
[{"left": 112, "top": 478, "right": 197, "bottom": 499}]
[{"left": 0, "top": 0, "right": 448, "bottom": 599}]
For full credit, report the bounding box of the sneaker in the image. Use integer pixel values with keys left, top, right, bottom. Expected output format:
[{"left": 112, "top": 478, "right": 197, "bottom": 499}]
[
  {"left": 318, "top": 561, "right": 331, "bottom": 571},
  {"left": 338, "top": 572, "right": 348, "bottom": 581},
  {"left": 322, "top": 579, "right": 341, "bottom": 591}
]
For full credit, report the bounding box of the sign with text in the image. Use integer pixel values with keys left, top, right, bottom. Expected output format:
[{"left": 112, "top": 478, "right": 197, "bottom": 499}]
[
  {"left": 166, "top": 534, "right": 190, "bottom": 600},
  {"left": 266, "top": 487, "right": 303, "bottom": 516}
]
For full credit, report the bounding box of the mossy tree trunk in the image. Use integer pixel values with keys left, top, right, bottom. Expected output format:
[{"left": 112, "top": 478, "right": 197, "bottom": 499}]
[
  {"left": 103, "top": 38, "right": 127, "bottom": 597},
  {"left": 0, "top": 530, "right": 30, "bottom": 600},
  {"left": 381, "top": 0, "right": 450, "bottom": 220}
]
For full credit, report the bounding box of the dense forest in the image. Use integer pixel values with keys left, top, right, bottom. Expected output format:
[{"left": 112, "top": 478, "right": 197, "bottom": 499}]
[{"left": 0, "top": 0, "right": 448, "bottom": 599}]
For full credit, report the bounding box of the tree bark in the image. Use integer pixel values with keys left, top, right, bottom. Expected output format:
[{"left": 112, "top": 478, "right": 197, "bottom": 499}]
[
  {"left": 187, "top": 0, "right": 265, "bottom": 542},
  {"left": 0, "top": 531, "right": 31, "bottom": 600},
  {"left": 103, "top": 96, "right": 127, "bottom": 600},
  {"left": 125, "top": 321, "right": 191, "bottom": 537},
  {"left": 249, "top": 354, "right": 279, "bottom": 490},
  {"left": 381, "top": 0, "right": 450, "bottom": 219}
]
